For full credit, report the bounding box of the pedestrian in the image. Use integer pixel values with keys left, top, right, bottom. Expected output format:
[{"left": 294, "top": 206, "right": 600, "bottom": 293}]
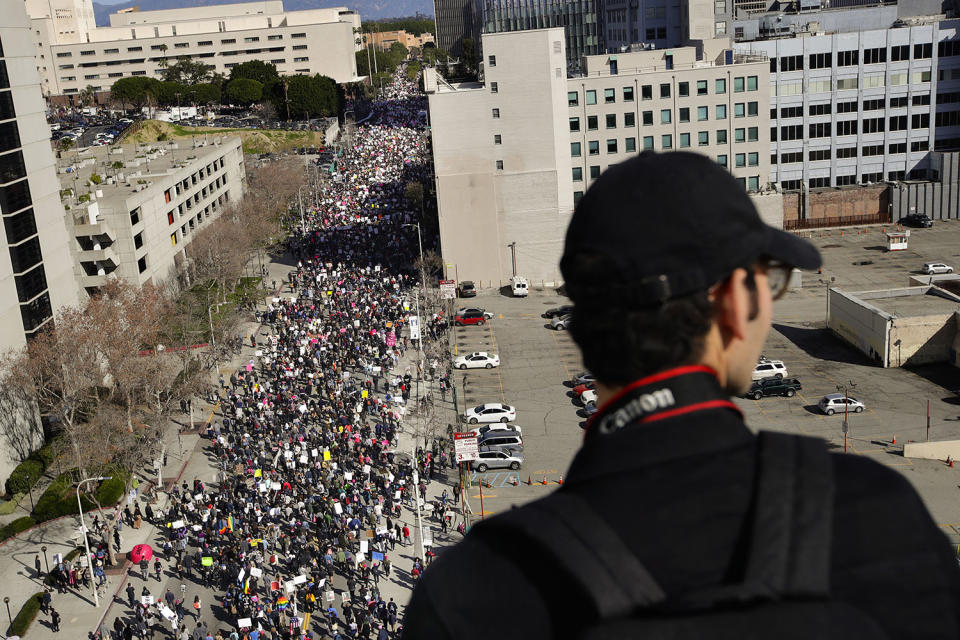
[
  {"left": 50, "top": 606, "right": 60, "bottom": 632},
  {"left": 34, "top": 553, "right": 42, "bottom": 578},
  {"left": 193, "top": 595, "right": 202, "bottom": 620},
  {"left": 127, "top": 582, "right": 136, "bottom": 608},
  {"left": 139, "top": 558, "right": 149, "bottom": 581}
]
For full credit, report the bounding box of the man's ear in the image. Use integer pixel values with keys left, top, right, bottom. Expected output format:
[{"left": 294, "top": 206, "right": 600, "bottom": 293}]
[{"left": 713, "top": 268, "right": 750, "bottom": 347}]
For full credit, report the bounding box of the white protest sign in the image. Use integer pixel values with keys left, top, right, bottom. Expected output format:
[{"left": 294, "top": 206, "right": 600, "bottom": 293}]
[
  {"left": 344, "top": 472, "right": 353, "bottom": 481},
  {"left": 359, "top": 540, "right": 368, "bottom": 553},
  {"left": 333, "top": 502, "right": 343, "bottom": 515},
  {"left": 237, "top": 568, "right": 246, "bottom": 582},
  {"left": 160, "top": 606, "right": 175, "bottom": 620},
  {"left": 271, "top": 482, "right": 282, "bottom": 491},
  {"left": 362, "top": 464, "right": 370, "bottom": 475},
  {"left": 237, "top": 617, "right": 253, "bottom": 628},
  {"left": 293, "top": 574, "right": 307, "bottom": 585},
  {"left": 285, "top": 582, "right": 296, "bottom": 594},
  {"left": 250, "top": 567, "right": 263, "bottom": 578},
  {"left": 141, "top": 595, "right": 154, "bottom": 606},
  {"left": 171, "top": 520, "right": 185, "bottom": 529}
]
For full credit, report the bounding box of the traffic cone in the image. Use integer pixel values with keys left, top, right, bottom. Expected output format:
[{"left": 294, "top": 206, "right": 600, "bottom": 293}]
[
  {"left": 541, "top": 475, "right": 547, "bottom": 485},
  {"left": 527, "top": 475, "right": 532, "bottom": 486},
  {"left": 511, "top": 476, "right": 518, "bottom": 486},
  {"left": 892, "top": 434, "right": 897, "bottom": 445},
  {"left": 557, "top": 475, "right": 564, "bottom": 485},
  {"left": 949, "top": 456, "right": 954, "bottom": 468}
]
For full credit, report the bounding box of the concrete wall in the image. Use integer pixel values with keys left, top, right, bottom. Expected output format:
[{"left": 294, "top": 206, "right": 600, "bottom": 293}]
[
  {"left": 783, "top": 185, "right": 889, "bottom": 224},
  {"left": 890, "top": 312, "right": 957, "bottom": 366},
  {"left": 889, "top": 152, "right": 960, "bottom": 221},
  {"left": 751, "top": 190, "right": 783, "bottom": 229},
  {"left": 827, "top": 287, "right": 891, "bottom": 366},
  {"left": 904, "top": 439, "right": 960, "bottom": 461}
]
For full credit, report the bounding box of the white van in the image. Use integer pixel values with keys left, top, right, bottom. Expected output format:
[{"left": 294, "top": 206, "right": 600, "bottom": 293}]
[
  {"left": 511, "top": 276, "right": 529, "bottom": 297},
  {"left": 752, "top": 359, "right": 787, "bottom": 381}
]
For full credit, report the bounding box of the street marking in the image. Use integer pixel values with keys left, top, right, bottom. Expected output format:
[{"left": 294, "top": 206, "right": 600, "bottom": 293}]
[
  {"left": 487, "top": 324, "right": 506, "bottom": 403},
  {"left": 549, "top": 329, "right": 573, "bottom": 380}
]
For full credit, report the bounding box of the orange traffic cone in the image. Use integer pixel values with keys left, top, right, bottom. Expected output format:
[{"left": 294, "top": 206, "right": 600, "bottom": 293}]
[
  {"left": 527, "top": 475, "right": 532, "bottom": 486},
  {"left": 949, "top": 456, "right": 955, "bottom": 468},
  {"left": 511, "top": 476, "right": 518, "bottom": 486},
  {"left": 557, "top": 475, "right": 564, "bottom": 485},
  {"left": 892, "top": 434, "right": 897, "bottom": 445},
  {"left": 541, "top": 476, "right": 547, "bottom": 485}
]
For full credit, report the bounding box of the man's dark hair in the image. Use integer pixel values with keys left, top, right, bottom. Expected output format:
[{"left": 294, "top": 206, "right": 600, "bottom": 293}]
[{"left": 564, "top": 252, "right": 715, "bottom": 385}]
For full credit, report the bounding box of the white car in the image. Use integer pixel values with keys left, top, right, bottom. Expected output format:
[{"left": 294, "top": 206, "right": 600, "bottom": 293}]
[
  {"left": 580, "top": 389, "right": 597, "bottom": 405},
  {"left": 818, "top": 393, "right": 865, "bottom": 415},
  {"left": 463, "top": 402, "right": 516, "bottom": 424},
  {"left": 454, "top": 351, "right": 500, "bottom": 370},
  {"left": 572, "top": 372, "right": 595, "bottom": 386},
  {"left": 923, "top": 262, "right": 953, "bottom": 275},
  {"left": 551, "top": 314, "right": 571, "bottom": 330},
  {"left": 752, "top": 360, "right": 787, "bottom": 381},
  {"left": 468, "top": 423, "right": 523, "bottom": 437},
  {"left": 471, "top": 449, "right": 523, "bottom": 472}
]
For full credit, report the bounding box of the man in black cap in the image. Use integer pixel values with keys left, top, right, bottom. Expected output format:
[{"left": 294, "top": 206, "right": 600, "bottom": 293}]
[{"left": 403, "top": 152, "right": 960, "bottom": 639}]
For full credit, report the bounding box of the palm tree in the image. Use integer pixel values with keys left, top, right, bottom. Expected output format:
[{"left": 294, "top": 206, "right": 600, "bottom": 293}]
[
  {"left": 80, "top": 85, "right": 96, "bottom": 109},
  {"left": 157, "top": 44, "right": 169, "bottom": 69}
]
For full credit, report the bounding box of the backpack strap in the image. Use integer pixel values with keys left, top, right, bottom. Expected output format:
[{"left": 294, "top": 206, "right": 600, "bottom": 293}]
[{"left": 479, "top": 491, "right": 666, "bottom": 618}]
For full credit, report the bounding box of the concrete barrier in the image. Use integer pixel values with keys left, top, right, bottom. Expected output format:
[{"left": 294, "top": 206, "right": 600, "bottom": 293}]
[{"left": 903, "top": 439, "right": 960, "bottom": 461}]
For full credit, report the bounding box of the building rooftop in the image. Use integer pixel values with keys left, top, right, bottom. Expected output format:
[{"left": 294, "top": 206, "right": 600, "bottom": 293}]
[
  {"left": 56, "top": 137, "right": 240, "bottom": 215},
  {"left": 852, "top": 285, "right": 960, "bottom": 318}
]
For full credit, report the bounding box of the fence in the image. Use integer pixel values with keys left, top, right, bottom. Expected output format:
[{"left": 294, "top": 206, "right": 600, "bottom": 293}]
[{"left": 784, "top": 212, "right": 892, "bottom": 230}]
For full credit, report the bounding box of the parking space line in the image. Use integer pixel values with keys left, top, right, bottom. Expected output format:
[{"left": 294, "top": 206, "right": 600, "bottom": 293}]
[
  {"left": 550, "top": 329, "right": 573, "bottom": 380},
  {"left": 487, "top": 323, "right": 506, "bottom": 403}
]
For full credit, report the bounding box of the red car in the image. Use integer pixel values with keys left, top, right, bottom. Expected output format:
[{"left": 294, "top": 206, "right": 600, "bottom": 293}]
[
  {"left": 454, "top": 310, "right": 487, "bottom": 326},
  {"left": 573, "top": 382, "right": 596, "bottom": 396}
]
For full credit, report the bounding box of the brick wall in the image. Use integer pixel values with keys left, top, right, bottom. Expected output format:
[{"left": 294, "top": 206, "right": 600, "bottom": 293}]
[{"left": 783, "top": 185, "right": 889, "bottom": 222}]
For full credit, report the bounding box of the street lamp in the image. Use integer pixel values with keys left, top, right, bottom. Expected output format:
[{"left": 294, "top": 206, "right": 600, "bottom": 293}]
[
  {"left": 297, "top": 185, "right": 308, "bottom": 232},
  {"left": 403, "top": 222, "right": 426, "bottom": 393},
  {"left": 4, "top": 596, "right": 10, "bottom": 626},
  {"left": 42, "top": 545, "right": 49, "bottom": 574},
  {"left": 77, "top": 475, "right": 111, "bottom": 608}
]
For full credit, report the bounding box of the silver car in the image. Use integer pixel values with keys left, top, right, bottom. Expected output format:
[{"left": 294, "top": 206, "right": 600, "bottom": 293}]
[{"left": 471, "top": 449, "right": 524, "bottom": 472}]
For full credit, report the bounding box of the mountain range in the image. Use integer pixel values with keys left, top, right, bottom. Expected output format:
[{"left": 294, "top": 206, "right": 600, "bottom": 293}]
[{"left": 92, "top": 0, "right": 434, "bottom": 26}]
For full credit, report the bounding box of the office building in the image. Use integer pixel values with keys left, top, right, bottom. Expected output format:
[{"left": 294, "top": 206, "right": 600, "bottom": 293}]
[
  {"left": 366, "top": 29, "right": 436, "bottom": 51},
  {"left": 58, "top": 136, "right": 245, "bottom": 292},
  {"left": 733, "top": 6, "right": 960, "bottom": 190},
  {"left": 0, "top": 0, "right": 80, "bottom": 351},
  {"left": 426, "top": 28, "right": 771, "bottom": 285},
  {"left": 25, "top": 0, "right": 361, "bottom": 98},
  {"left": 602, "top": 0, "right": 715, "bottom": 54},
  {"left": 434, "top": 0, "right": 478, "bottom": 56}
]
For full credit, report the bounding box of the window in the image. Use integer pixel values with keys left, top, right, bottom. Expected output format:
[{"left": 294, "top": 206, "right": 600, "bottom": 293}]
[
  {"left": 836, "top": 146, "right": 857, "bottom": 159},
  {"left": 606, "top": 114, "right": 617, "bottom": 129},
  {"left": 864, "top": 47, "right": 886, "bottom": 64},
  {"left": 780, "top": 125, "right": 803, "bottom": 141},
  {"left": 586, "top": 90, "right": 597, "bottom": 105},
  {"left": 170, "top": 232, "right": 178, "bottom": 247},
  {"left": 809, "top": 122, "right": 831, "bottom": 138},
  {"left": 888, "top": 73, "right": 906, "bottom": 87},
  {"left": 492, "top": 108, "right": 500, "bottom": 119},
  {"left": 661, "top": 134, "right": 673, "bottom": 149},
  {"left": 488, "top": 55, "right": 496, "bottom": 67},
  {"left": 781, "top": 106, "right": 803, "bottom": 118},
  {"left": 715, "top": 78, "right": 726, "bottom": 94},
  {"left": 837, "top": 50, "right": 858, "bottom": 66},
  {"left": 496, "top": 160, "right": 504, "bottom": 170},
  {"left": 623, "top": 87, "right": 634, "bottom": 101},
  {"left": 698, "top": 131, "right": 709, "bottom": 146},
  {"left": 3, "top": 209, "right": 37, "bottom": 245},
  {"left": 643, "top": 136, "right": 654, "bottom": 150},
  {"left": 642, "top": 85, "right": 652, "bottom": 100},
  {"left": 0, "top": 179, "right": 31, "bottom": 213},
  {"left": 660, "top": 83, "right": 670, "bottom": 98},
  {"left": 589, "top": 141, "right": 600, "bottom": 155},
  {"left": 912, "top": 140, "right": 929, "bottom": 152},
  {"left": 809, "top": 53, "right": 832, "bottom": 69},
  {"left": 494, "top": 134, "right": 501, "bottom": 144},
  {"left": 808, "top": 149, "right": 831, "bottom": 162},
  {"left": 604, "top": 88, "right": 615, "bottom": 103},
  {"left": 80, "top": 50, "right": 94, "bottom": 56},
  {"left": 697, "top": 80, "right": 708, "bottom": 96},
  {"left": 891, "top": 45, "right": 909, "bottom": 62},
  {"left": 717, "top": 154, "right": 728, "bottom": 168},
  {"left": 588, "top": 115, "right": 598, "bottom": 130},
  {"left": 862, "top": 172, "right": 883, "bottom": 183},
  {"left": 913, "top": 94, "right": 931, "bottom": 106},
  {"left": 590, "top": 165, "right": 601, "bottom": 179},
  {"left": 569, "top": 117, "right": 580, "bottom": 132},
  {"left": 56, "top": 52, "right": 71, "bottom": 58},
  {"left": 607, "top": 139, "right": 618, "bottom": 153},
  {"left": 836, "top": 120, "right": 857, "bottom": 136},
  {"left": 174, "top": 42, "right": 189, "bottom": 48},
  {"left": 716, "top": 129, "right": 728, "bottom": 144},
  {"left": 734, "top": 103, "right": 745, "bottom": 118},
  {"left": 734, "top": 77, "right": 745, "bottom": 92},
  {"left": 809, "top": 79, "right": 831, "bottom": 93},
  {"left": 625, "top": 137, "right": 636, "bottom": 152},
  {"left": 134, "top": 232, "right": 143, "bottom": 250},
  {"left": 914, "top": 71, "right": 932, "bottom": 84},
  {"left": 624, "top": 112, "right": 635, "bottom": 127},
  {"left": 734, "top": 128, "right": 745, "bottom": 142},
  {"left": 695, "top": 106, "right": 708, "bottom": 122},
  {"left": 679, "top": 133, "right": 690, "bottom": 148},
  {"left": 568, "top": 91, "right": 579, "bottom": 106},
  {"left": 137, "top": 256, "right": 147, "bottom": 273},
  {"left": 490, "top": 82, "right": 498, "bottom": 93},
  {"left": 198, "top": 41, "right": 212, "bottom": 46},
  {"left": 837, "top": 101, "right": 858, "bottom": 114},
  {"left": 781, "top": 152, "right": 802, "bottom": 164},
  {"left": 735, "top": 153, "right": 746, "bottom": 167},
  {"left": 679, "top": 108, "right": 689, "bottom": 122},
  {"left": 863, "top": 98, "right": 884, "bottom": 111},
  {"left": 574, "top": 191, "right": 584, "bottom": 205},
  {"left": 678, "top": 82, "right": 689, "bottom": 98},
  {"left": 915, "top": 42, "right": 932, "bottom": 59},
  {"left": 571, "top": 142, "right": 582, "bottom": 157},
  {"left": 889, "top": 115, "right": 908, "bottom": 131},
  {"left": 778, "top": 55, "right": 803, "bottom": 72},
  {"left": 748, "top": 176, "right": 759, "bottom": 192},
  {"left": 888, "top": 142, "right": 907, "bottom": 154},
  {"left": 912, "top": 113, "right": 930, "bottom": 128},
  {"left": 642, "top": 111, "right": 653, "bottom": 126},
  {"left": 940, "top": 40, "right": 960, "bottom": 57},
  {"left": 747, "top": 102, "right": 758, "bottom": 117},
  {"left": 716, "top": 104, "right": 727, "bottom": 120},
  {"left": 572, "top": 167, "right": 583, "bottom": 181},
  {"left": 291, "top": 33, "right": 306, "bottom": 38},
  {"left": 661, "top": 109, "right": 672, "bottom": 124}
]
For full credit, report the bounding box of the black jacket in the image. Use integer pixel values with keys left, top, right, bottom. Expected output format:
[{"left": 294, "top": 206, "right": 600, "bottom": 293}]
[{"left": 403, "top": 370, "right": 960, "bottom": 639}]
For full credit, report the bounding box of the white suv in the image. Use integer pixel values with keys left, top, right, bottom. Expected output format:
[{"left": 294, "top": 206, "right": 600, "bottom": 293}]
[
  {"left": 923, "top": 262, "right": 953, "bottom": 275},
  {"left": 752, "top": 360, "right": 787, "bottom": 381}
]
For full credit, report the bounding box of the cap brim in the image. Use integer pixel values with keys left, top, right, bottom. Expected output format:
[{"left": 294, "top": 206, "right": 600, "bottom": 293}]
[{"left": 763, "top": 227, "right": 822, "bottom": 270}]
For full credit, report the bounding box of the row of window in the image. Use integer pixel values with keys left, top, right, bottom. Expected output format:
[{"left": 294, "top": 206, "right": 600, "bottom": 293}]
[
  {"left": 566, "top": 76, "right": 759, "bottom": 106},
  {"left": 569, "top": 127, "right": 760, "bottom": 156},
  {"left": 771, "top": 44, "right": 934, "bottom": 72},
  {"left": 55, "top": 33, "right": 307, "bottom": 58},
  {"left": 775, "top": 94, "right": 932, "bottom": 119},
  {"left": 567, "top": 102, "right": 760, "bottom": 131},
  {"left": 779, "top": 170, "right": 924, "bottom": 190},
  {"left": 773, "top": 72, "right": 932, "bottom": 96},
  {"left": 773, "top": 140, "right": 930, "bottom": 164},
  {"left": 575, "top": 173, "right": 761, "bottom": 204}
]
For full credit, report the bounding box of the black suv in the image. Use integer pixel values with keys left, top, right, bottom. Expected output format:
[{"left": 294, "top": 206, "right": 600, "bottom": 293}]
[
  {"left": 745, "top": 377, "right": 802, "bottom": 400},
  {"left": 459, "top": 281, "right": 477, "bottom": 298},
  {"left": 902, "top": 214, "right": 934, "bottom": 228}
]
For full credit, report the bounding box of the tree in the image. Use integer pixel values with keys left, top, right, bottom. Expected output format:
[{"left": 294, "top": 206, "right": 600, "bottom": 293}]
[
  {"left": 188, "top": 83, "right": 221, "bottom": 106},
  {"left": 390, "top": 41, "right": 409, "bottom": 61},
  {"left": 79, "top": 85, "right": 97, "bottom": 108},
  {"left": 422, "top": 47, "right": 449, "bottom": 67},
  {"left": 58, "top": 137, "right": 74, "bottom": 152},
  {"left": 162, "top": 57, "right": 214, "bottom": 86},
  {"left": 461, "top": 37, "right": 477, "bottom": 72},
  {"left": 110, "top": 77, "right": 158, "bottom": 111},
  {"left": 153, "top": 81, "right": 185, "bottom": 107},
  {"left": 229, "top": 60, "right": 279, "bottom": 86},
  {"left": 284, "top": 74, "right": 340, "bottom": 119},
  {"left": 225, "top": 78, "right": 263, "bottom": 106},
  {"left": 157, "top": 44, "right": 169, "bottom": 68}
]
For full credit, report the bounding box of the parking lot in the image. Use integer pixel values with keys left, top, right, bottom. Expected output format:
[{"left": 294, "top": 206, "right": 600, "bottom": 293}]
[{"left": 453, "top": 219, "right": 960, "bottom": 539}]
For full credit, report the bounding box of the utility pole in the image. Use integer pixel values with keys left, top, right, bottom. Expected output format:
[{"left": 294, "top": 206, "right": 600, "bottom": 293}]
[
  {"left": 411, "top": 444, "right": 425, "bottom": 561},
  {"left": 175, "top": 92, "right": 182, "bottom": 121},
  {"left": 507, "top": 242, "right": 517, "bottom": 278},
  {"left": 836, "top": 381, "right": 856, "bottom": 453}
]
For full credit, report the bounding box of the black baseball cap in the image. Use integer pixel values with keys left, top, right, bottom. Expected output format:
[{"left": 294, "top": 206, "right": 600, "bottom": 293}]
[{"left": 560, "top": 151, "right": 821, "bottom": 307}]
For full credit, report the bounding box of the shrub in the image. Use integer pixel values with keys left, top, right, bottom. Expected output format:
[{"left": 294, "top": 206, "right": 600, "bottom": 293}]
[
  {"left": 89, "top": 173, "right": 102, "bottom": 185},
  {"left": 33, "top": 474, "right": 94, "bottom": 523},
  {"left": 95, "top": 472, "right": 127, "bottom": 506},
  {"left": 0, "top": 516, "right": 36, "bottom": 542},
  {"left": 9, "top": 592, "right": 44, "bottom": 637},
  {"left": 5, "top": 459, "right": 43, "bottom": 496}
]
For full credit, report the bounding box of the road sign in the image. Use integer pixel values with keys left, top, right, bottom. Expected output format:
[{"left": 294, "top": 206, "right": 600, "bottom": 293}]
[
  {"left": 440, "top": 279, "right": 457, "bottom": 300},
  {"left": 842, "top": 421, "right": 849, "bottom": 434},
  {"left": 454, "top": 431, "right": 479, "bottom": 462}
]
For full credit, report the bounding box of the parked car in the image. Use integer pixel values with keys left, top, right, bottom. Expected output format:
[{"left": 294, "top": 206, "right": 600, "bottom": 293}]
[
  {"left": 573, "top": 381, "right": 596, "bottom": 396},
  {"left": 544, "top": 305, "right": 574, "bottom": 319},
  {"left": 468, "top": 423, "right": 523, "bottom": 438},
  {"left": 582, "top": 402, "right": 599, "bottom": 417},
  {"left": 902, "top": 214, "right": 934, "bottom": 228},
  {"left": 818, "top": 393, "right": 865, "bottom": 415},
  {"left": 580, "top": 389, "right": 598, "bottom": 405},
  {"left": 572, "top": 372, "right": 595, "bottom": 386},
  {"left": 471, "top": 449, "right": 523, "bottom": 472},
  {"left": 463, "top": 402, "right": 516, "bottom": 424},
  {"left": 744, "top": 377, "right": 802, "bottom": 400},
  {"left": 454, "top": 310, "right": 487, "bottom": 326},
  {"left": 923, "top": 262, "right": 954, "bottom": 275},
  {"left": 752, "top": 359, "right": 787, "bottom": 381},
  {"left": 458, "top": 281, "right": 477, "bottom": 297},
  {"left": 478, "top": 429, "right": 523, "bottom": 451},
  {"left": 551, "top": 314, "right": 571, "bottom": 330},
  {"left": 453, "top": 351, "right": 500, "bottom": 369},
  {"left": 457, "top": 307, "right": 493, "bottom": 319}
]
